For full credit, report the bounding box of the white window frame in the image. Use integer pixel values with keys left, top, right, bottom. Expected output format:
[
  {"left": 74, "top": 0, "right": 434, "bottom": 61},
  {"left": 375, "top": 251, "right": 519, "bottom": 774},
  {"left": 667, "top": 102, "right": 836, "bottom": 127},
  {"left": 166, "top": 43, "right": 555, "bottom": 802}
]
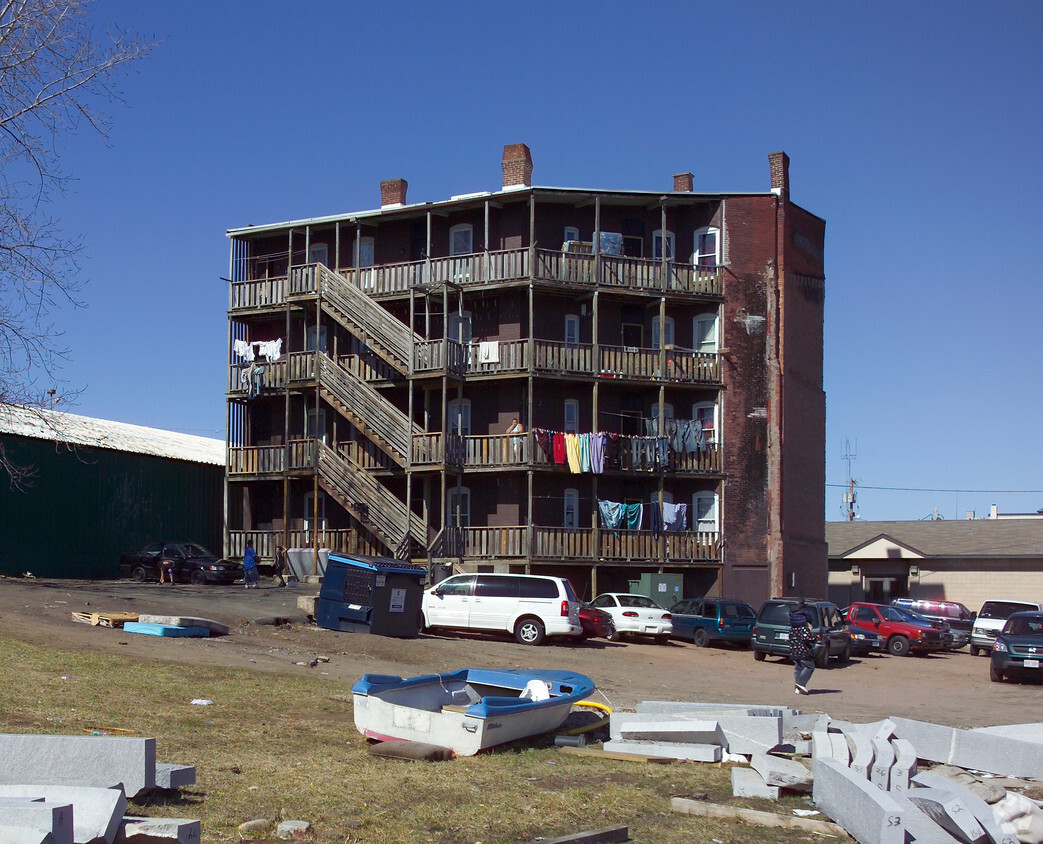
[
  {"left": 448, "top": 486, "right": 471, "bottom": 528},
  {"left": 692, "top": 491, "right": 719, "bottom": 533},
  {"left": 447, "top": 398, "right": 471, "bottom": 436},
  {"left": 564, "top": 399, "right": 579, "bottom": 434},
  {"left": 308, "top": 242, "right": 328, "bottom": 266},
  {"left": 694, "top": 226, "right": 720, "bottom": 267},
  {"left": 694, "top": 313, "right": 719, "bottom": 353},
  {"left": 354, "top": 236, "right": 375, "bottom": 267},
  {"left": 449, "top": 223, "right": 474, "bottom": 256},
  {"left": 564, "top": 488, "right": 579, "bottom": 528},
  {"left": 303, "top": 490, "right": 327, "bottom": 531},
  {"left": 651, "top": 315, "right": 675, "bottom": 349},
  {"left": 563, "top": 226, "right": 580, "bottom": 244},
  {"left": 692, "top": 400, "right": 718, "bottom": 444},
  {"left": 652, "top": 229, "right": 675, "bottom": 261},
  {"left": 565, "top": 314, "right": 580, "bottom": 345}
]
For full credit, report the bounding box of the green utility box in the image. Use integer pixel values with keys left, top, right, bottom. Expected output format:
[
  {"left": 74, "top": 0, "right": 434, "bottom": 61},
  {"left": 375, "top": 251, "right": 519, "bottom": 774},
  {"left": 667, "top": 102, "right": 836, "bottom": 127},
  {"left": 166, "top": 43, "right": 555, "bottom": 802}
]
[{"left": 628, "top": 573, "right": 683, "bottom": 608}]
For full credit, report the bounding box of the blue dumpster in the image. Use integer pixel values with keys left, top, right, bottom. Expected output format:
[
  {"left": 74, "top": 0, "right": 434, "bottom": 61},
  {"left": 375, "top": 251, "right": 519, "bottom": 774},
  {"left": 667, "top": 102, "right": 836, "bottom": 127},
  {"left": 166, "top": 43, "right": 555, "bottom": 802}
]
[{"left": 316, "top": 553, "right": 428, "bottom": 637}]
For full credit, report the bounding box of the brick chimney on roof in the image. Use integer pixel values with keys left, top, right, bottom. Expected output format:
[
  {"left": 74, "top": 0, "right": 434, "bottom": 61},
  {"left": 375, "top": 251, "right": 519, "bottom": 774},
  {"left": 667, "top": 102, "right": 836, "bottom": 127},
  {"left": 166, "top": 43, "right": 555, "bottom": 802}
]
[
  {"left": 673, "top": 172, "right": 694, "bottom": 192},
  {"left": 380, "top": 178, "right": 408, "bottom": 208},
  {"left": 769, "top": 151, "right": 789, "bottom": 197},
  {"left": 502, "top": 143, "right": 533, "bottom": 190}
]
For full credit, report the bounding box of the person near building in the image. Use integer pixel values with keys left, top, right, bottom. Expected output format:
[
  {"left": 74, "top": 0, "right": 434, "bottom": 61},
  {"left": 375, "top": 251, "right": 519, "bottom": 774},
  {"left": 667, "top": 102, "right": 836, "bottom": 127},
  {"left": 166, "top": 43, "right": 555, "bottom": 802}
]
[
  {"left": 272, "top": 545, "right": 287, "bottom": 587},
  {"left": 243, "top": 542, "right": 259, "bottom": 589},
  {"left": 506, "top": 418, "right": 525, "bottom": 460},
  {"left": 789, "top": 597, "right": 816, "bottom": 695}
]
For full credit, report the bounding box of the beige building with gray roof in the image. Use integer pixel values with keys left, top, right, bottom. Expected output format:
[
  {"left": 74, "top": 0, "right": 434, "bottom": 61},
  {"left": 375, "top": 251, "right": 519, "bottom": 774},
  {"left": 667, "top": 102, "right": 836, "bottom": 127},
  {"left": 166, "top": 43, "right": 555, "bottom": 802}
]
[{"left": 825, "top": 519, "right": 1043, "bottom": 612}]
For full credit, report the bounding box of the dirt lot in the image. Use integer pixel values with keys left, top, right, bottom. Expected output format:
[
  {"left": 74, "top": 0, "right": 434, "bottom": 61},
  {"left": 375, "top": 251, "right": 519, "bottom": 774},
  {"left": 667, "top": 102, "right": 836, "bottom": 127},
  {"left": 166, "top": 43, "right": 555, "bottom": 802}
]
[{"left": 0, "top": 577, "right": 1037, "bottom": 729}]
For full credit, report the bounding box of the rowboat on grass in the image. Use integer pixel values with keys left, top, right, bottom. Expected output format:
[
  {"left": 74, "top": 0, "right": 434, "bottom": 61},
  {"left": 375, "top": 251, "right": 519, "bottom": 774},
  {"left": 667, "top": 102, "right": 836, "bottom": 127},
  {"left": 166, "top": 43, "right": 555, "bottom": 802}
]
[{"left": 351, "top": 667, "right": 596, "bottom": 756}]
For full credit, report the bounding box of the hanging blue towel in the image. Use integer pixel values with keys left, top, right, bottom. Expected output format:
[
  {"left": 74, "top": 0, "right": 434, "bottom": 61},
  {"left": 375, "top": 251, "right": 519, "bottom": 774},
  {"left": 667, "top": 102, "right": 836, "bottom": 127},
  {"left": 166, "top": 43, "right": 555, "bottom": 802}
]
[
  {"left": 598, "top": 499, "right": 624, "bottom": 529},
  {"left": 624, "top": 502, "right": 643, "bottom": 530}
]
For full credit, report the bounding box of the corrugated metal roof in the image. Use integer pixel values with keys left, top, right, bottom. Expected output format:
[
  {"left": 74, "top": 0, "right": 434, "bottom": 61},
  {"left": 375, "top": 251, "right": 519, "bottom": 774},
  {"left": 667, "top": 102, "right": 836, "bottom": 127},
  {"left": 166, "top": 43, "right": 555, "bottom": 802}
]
[
  {"left": 825, "top": 519, "right": 1043, "bottom": 558},
  {"left": 0, "top": 405, "right": 224, "bottom": 466}
]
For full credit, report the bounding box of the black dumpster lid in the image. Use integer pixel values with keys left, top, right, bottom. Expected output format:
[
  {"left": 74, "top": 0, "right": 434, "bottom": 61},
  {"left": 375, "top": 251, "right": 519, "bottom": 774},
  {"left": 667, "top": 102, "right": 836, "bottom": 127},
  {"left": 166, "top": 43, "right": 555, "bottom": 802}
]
[{"left": 327, "top": 553, "right": 428, "bottom": 576}]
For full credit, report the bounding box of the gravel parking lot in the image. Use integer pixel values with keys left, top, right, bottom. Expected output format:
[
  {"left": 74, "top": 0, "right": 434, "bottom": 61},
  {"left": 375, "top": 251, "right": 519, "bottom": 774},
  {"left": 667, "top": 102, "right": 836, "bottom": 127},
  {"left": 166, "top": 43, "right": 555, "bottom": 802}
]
[{"left": 0, "top": 577, "right": 1037, "bottom": 728}]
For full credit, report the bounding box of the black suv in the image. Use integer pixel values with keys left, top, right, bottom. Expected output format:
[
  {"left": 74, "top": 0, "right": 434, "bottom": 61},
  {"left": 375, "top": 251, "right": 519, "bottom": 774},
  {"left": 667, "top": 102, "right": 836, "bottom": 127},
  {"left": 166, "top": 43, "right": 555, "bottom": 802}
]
[{"left": 752, "top": 597, "right": 851, "bottom": 667}]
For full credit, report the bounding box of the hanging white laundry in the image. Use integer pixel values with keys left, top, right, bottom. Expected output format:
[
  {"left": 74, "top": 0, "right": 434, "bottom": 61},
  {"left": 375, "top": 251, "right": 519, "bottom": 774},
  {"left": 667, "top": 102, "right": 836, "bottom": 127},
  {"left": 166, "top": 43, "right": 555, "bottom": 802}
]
[
  {"left": 478, "top": 341, "right": 499, "bottom": 363},
  {"left": 233, "top": 339, "right": 255, "bottom": 362},
  {"left": 257, "top": 338, "right": 283, "bottom": 361}
]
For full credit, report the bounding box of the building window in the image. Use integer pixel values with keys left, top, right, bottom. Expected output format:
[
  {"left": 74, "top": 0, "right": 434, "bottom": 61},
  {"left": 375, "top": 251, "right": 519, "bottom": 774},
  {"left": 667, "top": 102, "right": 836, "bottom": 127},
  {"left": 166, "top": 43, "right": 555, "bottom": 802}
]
[
  {"left": 693, "top": 491, "right": 719, "bottom": 532},
  {"left": 652, "top": 315, "right": 675, "bottom": 349},
  {"left": 563, "top": 226, "right": 580, "bottom": 244},
  {"left": 564, "top": 488, "right": 579, "bottom": 528},
  {"left": 694, "top": 313, "right": 719, "bottom": 353},
  {"left": 450, "top": 223, "right": 474, "bottom": 256},
  {"left": 306, "top": 408, "right": 327, "bottom": 444},
  {"left": 354, "top": 236, "right": 375, "bottom": 267},
  {"left": 652, "top": 229, "right": 675, "bottom": 261},
  {"left": 303, "top": 491, "right": 326, "bottom": 531},
  {"left": 306, "top": 325, "right": 328, "bottom": 353},
  {"left": 565, "top": 314, "right": 580, "bottom": 345},
  {"left": 694, "top": 227, "right": 720, "bottom": 267},
  {"left": 447, "top": 398, "right": 471, "bottom": 436},
  {"left": 448, "top": 486, "right": 471, "bottom": 527},
  {"left": 448, "top": 311, "right": 472, "bottom": 345},
  {"left": 692, "top": 401, "right": 717, "bottom": 444},
  {"left": 564, "top": 399, "right": 579, "bottom": 434},
  {"left": 651, "top": 402, "right": 674, "bottom": 422},
  {"left": 308, "top": 242, "right": 328, "bottom": 266}
]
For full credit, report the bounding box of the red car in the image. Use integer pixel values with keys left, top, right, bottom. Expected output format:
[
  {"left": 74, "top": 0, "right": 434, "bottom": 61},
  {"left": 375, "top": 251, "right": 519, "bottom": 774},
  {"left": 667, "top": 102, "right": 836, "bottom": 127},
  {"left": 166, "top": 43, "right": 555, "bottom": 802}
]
[
  {"left": 578, "top": 605, "right": 616, "bottom": 641},
  {"left": 845, "top": 602, "right": 947, "bottom": 656}
]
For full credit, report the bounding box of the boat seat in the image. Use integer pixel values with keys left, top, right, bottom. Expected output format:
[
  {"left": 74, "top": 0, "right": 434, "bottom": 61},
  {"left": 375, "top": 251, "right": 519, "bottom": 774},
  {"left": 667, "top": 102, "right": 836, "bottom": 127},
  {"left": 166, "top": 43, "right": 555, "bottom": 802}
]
[{"left": 441, "top": 704, "right": 470, "bottom": 714}]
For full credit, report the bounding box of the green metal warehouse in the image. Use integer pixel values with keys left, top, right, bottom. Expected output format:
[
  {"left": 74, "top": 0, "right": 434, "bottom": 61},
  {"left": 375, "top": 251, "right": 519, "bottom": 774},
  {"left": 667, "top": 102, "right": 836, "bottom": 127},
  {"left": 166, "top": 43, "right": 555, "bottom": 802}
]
[{"left": 0, "top": 405, "right": 224, "bottom": 579}]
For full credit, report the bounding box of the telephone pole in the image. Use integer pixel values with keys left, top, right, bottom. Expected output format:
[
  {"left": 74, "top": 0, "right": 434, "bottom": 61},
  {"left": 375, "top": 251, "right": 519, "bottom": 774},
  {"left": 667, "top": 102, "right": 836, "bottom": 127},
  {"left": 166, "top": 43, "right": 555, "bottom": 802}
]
[{"left": 841, "top": 439, "right": 858, "bottom": 521}]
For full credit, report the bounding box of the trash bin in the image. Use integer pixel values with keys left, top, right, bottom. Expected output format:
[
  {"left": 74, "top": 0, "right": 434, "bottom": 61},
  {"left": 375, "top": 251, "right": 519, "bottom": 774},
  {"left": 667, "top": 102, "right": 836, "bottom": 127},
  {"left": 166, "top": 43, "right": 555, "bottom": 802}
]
[{"left": 315, "top": 553, "right": 428, "bottom": 637}]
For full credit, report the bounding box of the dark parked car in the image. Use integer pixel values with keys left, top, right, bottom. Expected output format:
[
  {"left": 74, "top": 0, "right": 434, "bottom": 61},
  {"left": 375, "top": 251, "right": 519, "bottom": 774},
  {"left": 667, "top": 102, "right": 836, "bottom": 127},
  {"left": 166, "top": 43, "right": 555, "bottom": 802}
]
[
  {"left": 847, "top": 620, "right": 885, "bottom": 655},
  {"left": 892, "top": 598, "right": 974, "bottom": 649},
  {"left": 990, "top": 611, "right": 1043, "bottom": 683},
  {"left": 669, "top": 598, "right": 756, "bottom": 647},
  {"left": 752, "top": 598, "right": 851, "bottom": 667},
  {"left": 578, "top": 604, "right": 616, "bottom": 641},
  {"left": 119, "top": 541, "right": 243, "bottom": 585}
]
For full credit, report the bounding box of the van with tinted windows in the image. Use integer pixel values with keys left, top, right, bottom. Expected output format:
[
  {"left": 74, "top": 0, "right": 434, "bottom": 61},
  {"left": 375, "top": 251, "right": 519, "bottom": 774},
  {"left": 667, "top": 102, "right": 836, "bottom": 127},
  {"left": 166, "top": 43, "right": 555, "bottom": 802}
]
[
  {"left": 421, "top": 573, "right": 583, "bottom": 645},
  {"left": 971, "top": 598, "right": 1043, "bottom": 656}
]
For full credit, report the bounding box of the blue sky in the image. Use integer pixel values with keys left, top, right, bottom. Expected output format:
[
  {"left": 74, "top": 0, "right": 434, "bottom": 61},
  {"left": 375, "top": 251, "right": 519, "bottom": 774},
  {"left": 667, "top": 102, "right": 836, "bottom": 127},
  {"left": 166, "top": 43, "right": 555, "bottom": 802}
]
[{"left": 44, "top": 0, "right": 1043, "bottom": 522}]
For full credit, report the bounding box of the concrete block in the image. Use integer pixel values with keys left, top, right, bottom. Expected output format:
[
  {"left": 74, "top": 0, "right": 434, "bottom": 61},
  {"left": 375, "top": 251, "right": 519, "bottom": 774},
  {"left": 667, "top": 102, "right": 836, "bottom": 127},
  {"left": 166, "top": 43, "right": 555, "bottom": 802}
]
[
  {"left": 890, "top": 718, "right": 958, "bottom": 766},
  {"left": 121, "top": 623, "right": 210, "bottom": 638},
  {"left": 781, "top": 711, "right": 825, "bottom": 736},
  {"left": 829, "top": 733, "right": 852, "bottom": 765},
  {"left": 611, "top": 711, "right": 780, "bottom": 755},
  {"left": 0, "top": 798, "right": 73, "bottom": 844},
  {"left": 137, "top": 615, "right": 229, "bottom": 636},
  {"left": 969, "top": 723, "right": 1043, "bottom": 745},
  {"left": 912, "top": 772, "right": 1018, "bottom": 844},
  {"left": 888, "top": 790, "right": 967, "bottom": 844},
  {"left": 848, "top": 731, "right": 875, "bottom": 779},
  {"left": 893, "top": 717, "right": 1043, "bottom": 778},
  {"left": 636, "top": 701, "right": 786, "bottom": 715},
  {"left": 873, "top": 719, "right": 897, "bottom": 742},
  {"left": 0, "top": 735, "right": 156, "bottom": 798},
  {"left": 871, "top": 737, "right": 895, "bottom": 791},
  {"left": 811, "top": 730, "right": 833, "bottom": 760},
  {"left": 296, "top": 594, "right": 317, "bottom": 615},
  {"left": 0, "top": 785, "right": 126, "bottom": 844},
  {"left": 731, "top": 767, "right": 780, "bottom": 800},
  {"left": 750, "top": 753, "right": 813, "bottom": 791},
  {"left": 602, "top": 740, "right": 721, "bottom": 762},
  {"left": 117, "top": 816, "right": 202, "bottom": 843},
  {"left": 890, "top": 739, "right": 917, "bottom": 792},
  {"left": 907, "top": 787, "right": 987, "bottom": 843},
  {"left": 813, "top": 756, "right": 906, "bottom": 844},
  {"left": 0, "top": 825, "right": 60, "bottom": 844},
  {"left": 153, "top": 765, "right": 195, "bottom": 790},
  {"left": 616, "top": 719, "right": 725, "bottom": 746}
]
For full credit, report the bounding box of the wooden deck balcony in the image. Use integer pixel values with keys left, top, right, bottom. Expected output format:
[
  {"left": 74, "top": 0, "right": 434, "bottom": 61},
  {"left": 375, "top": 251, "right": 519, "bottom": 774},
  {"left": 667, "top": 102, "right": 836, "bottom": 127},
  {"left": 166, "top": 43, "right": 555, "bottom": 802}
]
[{"left": 228, "top": 248, "right": 721, "bottom": 311}]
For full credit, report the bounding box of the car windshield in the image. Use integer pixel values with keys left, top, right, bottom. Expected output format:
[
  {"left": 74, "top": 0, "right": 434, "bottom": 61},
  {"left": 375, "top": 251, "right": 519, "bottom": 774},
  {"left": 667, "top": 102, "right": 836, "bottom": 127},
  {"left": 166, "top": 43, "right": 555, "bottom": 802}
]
[
  {"left": 180, "top": 543, "right": 215, "bottom": 559},
  {"left": 980, "top": 601, "right": 1038, "bottom": 619},
  {"left": 1004, "top": 615, "right": 1043, "bottom": 637},
  {"left": 760, "top": 602, "right": 820, "bottom": 627}
]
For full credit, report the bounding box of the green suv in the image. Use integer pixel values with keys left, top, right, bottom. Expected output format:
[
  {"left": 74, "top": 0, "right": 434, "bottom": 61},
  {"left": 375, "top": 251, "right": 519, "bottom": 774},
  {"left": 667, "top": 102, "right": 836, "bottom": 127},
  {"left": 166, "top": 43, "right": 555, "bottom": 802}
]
[{"left": 752, "top": 597, "right": 851, "bottom": 667}]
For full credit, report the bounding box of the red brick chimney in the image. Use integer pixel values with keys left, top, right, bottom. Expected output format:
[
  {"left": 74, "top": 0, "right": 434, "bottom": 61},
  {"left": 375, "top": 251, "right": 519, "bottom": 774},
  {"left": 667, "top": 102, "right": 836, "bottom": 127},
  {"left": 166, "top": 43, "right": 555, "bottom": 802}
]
[
  {"left": 769, "top": 151, "right": 789, "bottom": 197},
  {"left": 502, "top": 143, "right": 533, "bottom": 190},
  {"left": 673, "top": 172, "right": 694, "bottom": 192},
  {"left": 380, "top": 178, "right": 408, "bottom": 208}
]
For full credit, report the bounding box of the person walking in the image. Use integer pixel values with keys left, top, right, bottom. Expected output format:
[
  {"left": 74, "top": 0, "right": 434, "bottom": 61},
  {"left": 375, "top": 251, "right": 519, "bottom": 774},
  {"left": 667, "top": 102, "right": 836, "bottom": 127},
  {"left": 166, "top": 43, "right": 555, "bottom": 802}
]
[
  {"left": 272, "top": 545, "right": 287, "bottom": 587},
  {"left": 158, "top": 552, "right": 175, "bottom": 585},
  {"left": 243, "top": 542, "right": 259, "bottom": 589},
  {"left": 789, "top": 598, "right": 816, "bottom": 695}
]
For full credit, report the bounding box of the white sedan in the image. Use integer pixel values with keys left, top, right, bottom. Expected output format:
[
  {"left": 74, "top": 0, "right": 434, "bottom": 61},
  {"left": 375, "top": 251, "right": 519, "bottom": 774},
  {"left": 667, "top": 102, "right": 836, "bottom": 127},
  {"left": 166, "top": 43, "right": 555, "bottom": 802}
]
[{"left": 589, "top": 593, "right": 673, "bottom": 643}]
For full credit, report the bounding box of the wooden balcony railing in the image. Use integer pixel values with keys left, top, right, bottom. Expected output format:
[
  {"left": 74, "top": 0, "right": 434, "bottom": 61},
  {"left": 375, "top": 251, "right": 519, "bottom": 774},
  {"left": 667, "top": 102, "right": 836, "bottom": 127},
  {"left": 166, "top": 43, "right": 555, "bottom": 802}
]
[
  {"left": 533, "top": 340, "right": 595, "bottom": 375},
  {"left": 412, "top": 432, "right": 464, "bottom": 467},
  {"left": 465, "top": 339, "right": 529, "bottom": 375},
  {"left": 228, "top": 445, "right": 285, "bottom": 475},
  {"left": 227, "top": 529, "right": 384, "bottom": 561},
  {"left": 462, "top": 434, "right": 528, "bottom": 468}
]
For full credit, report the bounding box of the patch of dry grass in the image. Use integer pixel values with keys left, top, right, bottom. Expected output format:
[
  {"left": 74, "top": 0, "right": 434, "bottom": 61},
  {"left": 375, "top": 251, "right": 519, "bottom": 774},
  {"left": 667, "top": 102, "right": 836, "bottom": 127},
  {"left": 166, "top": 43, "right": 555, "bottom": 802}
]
[{"left": 0, "top": 636, "right": 825, "bottom": 843}]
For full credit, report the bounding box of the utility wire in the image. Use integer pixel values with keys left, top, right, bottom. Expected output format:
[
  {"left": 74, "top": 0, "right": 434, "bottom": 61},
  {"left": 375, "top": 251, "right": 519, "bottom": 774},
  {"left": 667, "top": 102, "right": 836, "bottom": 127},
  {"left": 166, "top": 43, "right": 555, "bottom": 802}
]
[{"left": 827, "top": 483, "right": 1043, "bottom": 494}]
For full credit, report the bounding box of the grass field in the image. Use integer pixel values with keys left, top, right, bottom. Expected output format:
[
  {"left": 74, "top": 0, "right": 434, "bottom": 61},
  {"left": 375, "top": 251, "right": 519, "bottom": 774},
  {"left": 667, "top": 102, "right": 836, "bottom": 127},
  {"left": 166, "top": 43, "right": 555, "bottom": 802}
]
[{"left": 0, "top": 636, "right": 821, "bottom": 843}]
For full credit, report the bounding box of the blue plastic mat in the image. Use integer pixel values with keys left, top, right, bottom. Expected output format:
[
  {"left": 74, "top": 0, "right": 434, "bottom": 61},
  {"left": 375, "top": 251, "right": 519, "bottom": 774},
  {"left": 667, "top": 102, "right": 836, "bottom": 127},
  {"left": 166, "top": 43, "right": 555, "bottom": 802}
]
[{"left": 123, "top": 622, "right": 211, "bottom": 638}]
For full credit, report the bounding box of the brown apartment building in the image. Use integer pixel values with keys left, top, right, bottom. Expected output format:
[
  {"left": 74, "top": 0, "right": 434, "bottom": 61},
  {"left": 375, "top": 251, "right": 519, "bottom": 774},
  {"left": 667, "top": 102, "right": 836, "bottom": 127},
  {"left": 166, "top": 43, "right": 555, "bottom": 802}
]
[{"left": 224, "top": 144, "right": 826, "bottom": 606}]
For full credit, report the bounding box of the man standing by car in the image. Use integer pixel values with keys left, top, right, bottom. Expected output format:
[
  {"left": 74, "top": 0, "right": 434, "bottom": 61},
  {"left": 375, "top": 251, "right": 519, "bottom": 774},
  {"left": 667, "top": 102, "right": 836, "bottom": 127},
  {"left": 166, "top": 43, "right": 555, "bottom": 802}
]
[{"left": 789, "top": 598, "right": 816, "bottom": 695}]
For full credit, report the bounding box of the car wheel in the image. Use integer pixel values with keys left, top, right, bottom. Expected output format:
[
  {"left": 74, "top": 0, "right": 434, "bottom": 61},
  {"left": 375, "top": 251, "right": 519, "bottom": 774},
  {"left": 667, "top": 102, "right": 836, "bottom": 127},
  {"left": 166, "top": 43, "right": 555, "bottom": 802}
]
[
  {"left": 969, "top": 645, "right": 980, "bottom": 657},
  {"left": 753, "top": 649, "right": 766, "bottom": 662},
  {"left": 888, "top": 635, "right": 911, "bottom": 657},
  {"left": 655, "top": 635, "right": 669, "bottom": 645},
  {"left": 814, "top": 648, "right": 829, "bottom": 669},
  {"left": 989, "top": 663, "right": 1004, "bottom": 683},
  {"left": 693, "top": 628, "right": 710, "bottom": 648},
  {"left": 131, "top": 566, "right": 148, "bottom": 583},
  {"left": 189, "top": 570, "right": 207, "bottom": 585},
  {"left": 838, "top": 641, "right": 852, "bottom": 663},
  {"left": 515, "top": 617, "right": 545, "bottom": 646}
]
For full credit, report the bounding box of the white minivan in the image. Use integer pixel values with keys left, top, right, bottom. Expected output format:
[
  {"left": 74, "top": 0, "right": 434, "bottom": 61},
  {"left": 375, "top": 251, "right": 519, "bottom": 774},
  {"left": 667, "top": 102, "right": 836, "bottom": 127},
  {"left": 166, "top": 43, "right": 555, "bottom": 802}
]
[
  {"left": 971, "top": 598, "right": 1043, "bottom": 656},
  {"left": 421, "top": 573, "right": 583, "bottom": 645}
]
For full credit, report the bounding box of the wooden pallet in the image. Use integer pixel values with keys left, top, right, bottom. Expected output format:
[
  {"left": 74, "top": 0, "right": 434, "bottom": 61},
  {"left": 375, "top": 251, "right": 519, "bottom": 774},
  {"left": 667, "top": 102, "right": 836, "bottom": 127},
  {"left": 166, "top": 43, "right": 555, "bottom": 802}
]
[{"left": 70, "top": 611, "right": 140, "bottom": 628}]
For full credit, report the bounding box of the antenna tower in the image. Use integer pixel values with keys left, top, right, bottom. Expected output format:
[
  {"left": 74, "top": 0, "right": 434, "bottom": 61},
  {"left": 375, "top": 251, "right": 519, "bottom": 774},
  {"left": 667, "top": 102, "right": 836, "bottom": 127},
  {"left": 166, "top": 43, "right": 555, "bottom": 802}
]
[{"left": 841, "top": 439, "right": 858, "bottom": 521}]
